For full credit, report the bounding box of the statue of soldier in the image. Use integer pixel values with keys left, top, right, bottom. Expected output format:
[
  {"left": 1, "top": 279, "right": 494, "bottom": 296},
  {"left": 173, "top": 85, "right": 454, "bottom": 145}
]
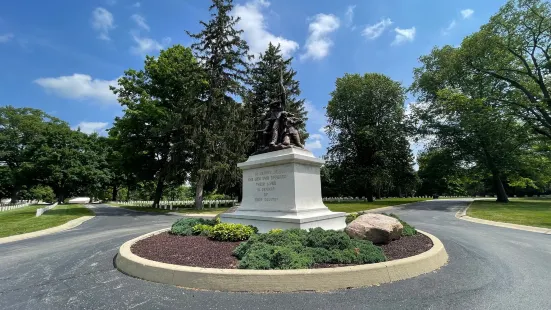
[
  {"left": 261, "top": 66, "right": 287, "bottom": 147},
  {"left": 282, "top": 112, "right": 304, "bottom": 148}
]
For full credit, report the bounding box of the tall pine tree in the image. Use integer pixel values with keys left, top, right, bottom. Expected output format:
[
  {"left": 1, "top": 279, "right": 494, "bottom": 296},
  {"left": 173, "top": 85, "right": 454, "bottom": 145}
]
[
  {"left": 249, "top": 43, "right": 308, "bottom": 152},
  {"left": 186, "top": 0, "right": 252, "bottom": 209}
]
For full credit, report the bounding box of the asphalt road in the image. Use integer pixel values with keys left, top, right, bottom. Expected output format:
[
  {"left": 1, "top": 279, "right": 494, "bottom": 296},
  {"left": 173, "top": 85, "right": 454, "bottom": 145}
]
[{"left": 1, "top": 200, "right": 550, "bottom": 310}]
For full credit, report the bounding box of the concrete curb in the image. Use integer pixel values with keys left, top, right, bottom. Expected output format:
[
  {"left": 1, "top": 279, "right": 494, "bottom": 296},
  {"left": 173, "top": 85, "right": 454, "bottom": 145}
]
[
  {"left": 115, "top": 228, "right": 448, "bottom": 292},
  {"left": 456, "top": 203, "right": 551, "bottom": 235},
  {"left": 0, "top": 214, "right": 95, "bottom": 245}
]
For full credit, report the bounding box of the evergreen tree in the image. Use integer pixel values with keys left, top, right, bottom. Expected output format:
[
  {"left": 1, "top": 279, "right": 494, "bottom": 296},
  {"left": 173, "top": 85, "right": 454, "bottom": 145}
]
[
  {"left": 186, "top": 0, "right": 252, "bottom": 209},
  {"left": 249, "top": 43, "right": 308, "bottom": 152}
]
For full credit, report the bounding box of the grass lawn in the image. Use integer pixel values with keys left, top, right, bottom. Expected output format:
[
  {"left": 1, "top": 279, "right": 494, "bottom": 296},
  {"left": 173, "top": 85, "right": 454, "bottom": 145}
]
[
  {"left": 326, "top": 197, "right": 432, "bottom": 213},
  {"left": 468, "top": 199, "right": 551, "bottom": 229},
  {"left": 109, "top": 203, "right": 229, "bottom": 215},
  {"left": 0, "top": 204, "right": 93, "bottom": 238}
]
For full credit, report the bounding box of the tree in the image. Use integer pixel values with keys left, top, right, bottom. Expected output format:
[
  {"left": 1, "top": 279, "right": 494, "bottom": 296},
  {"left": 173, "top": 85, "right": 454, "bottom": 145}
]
[
  {"left": 248, "top": 43, "right": 308, "bottom": 152},
  {"left": 110, "top": 45, "right": 204, "bottom": 207},
  {"left": 460, "top": 0, "right": 551, "bottom": 139},
  {"left": 0, "top": 106, "right": 65, "bottom": 202},
  {"left": 411, "top": 44, "right": 541, "bottom": 202},
  {"left": 325, "top": 73, "right": 410, "bottom": 201},
  {"left": 186, "top": 0, "right": 252, "bottom": 209}
]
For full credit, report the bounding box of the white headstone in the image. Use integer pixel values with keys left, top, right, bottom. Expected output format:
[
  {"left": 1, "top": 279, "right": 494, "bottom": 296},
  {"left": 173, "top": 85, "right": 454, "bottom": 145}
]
[{"left": 221, "top": 148, "right": 346, "bottom": 233}]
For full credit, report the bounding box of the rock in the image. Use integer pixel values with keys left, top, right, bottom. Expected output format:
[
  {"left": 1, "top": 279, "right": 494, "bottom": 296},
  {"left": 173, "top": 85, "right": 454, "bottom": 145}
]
[{"left": 345, "top": 214, "right": 403, "bottom": 244}]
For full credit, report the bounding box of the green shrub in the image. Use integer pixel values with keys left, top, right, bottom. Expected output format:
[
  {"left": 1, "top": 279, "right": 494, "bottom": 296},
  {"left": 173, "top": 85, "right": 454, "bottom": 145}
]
[
  {"left": 384, "top": 213, "right": 417, "bottom": 236},
  {"left": 192, "top": 224, "right": 214, "bottom": 236},
  {"left": 209, "top": 223, "right": 256, "bottom": 242},
  {"left": 305, "top": 228, "right": 352, "bottom": 250},
  {"left": 235, "top": 228, "right": 386, "bottom": 269},
  {"left": 238, "top": 243, "right": 314, "bottom": 270},
  {"left": 346, "top": 212, "right": 360, "bottom": 224},
  {"left": 170, "top": 218, "right": 215, "bottom": 236}
]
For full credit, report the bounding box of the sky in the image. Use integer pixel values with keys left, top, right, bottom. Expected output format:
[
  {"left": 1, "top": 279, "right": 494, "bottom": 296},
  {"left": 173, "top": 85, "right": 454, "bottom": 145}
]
[{"left": 0, "top": 0, "right": 508, "bottom": 159}]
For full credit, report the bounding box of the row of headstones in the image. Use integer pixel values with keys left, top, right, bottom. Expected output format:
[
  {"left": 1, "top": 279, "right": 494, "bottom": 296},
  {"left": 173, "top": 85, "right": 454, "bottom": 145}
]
[
  {"left": 116, "top": 200, "right": 237, "bottom": 210},
  {"left": 321, "top": 196, "right": 473, "bottom": 202},
  {"left": 0, "top": 200, "right": 34, "bottom": 207},
  {"left": 0, "top": 200, "right": 36, "bottom": 212}
]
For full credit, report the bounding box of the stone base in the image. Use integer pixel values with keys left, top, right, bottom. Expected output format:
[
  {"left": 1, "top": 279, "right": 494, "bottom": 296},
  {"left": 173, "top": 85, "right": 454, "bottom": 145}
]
[
  {"left": 221, "top": 209, "right": 346, "bottom": 232},
  {"left": 220, "top": 148, "right": 346, "bottom": 233}
]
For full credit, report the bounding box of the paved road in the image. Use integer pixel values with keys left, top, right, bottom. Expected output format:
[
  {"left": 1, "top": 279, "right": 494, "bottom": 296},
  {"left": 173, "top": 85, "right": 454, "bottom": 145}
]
[{"left": 1, "top": 200, "right": 550, "bottom": 310}]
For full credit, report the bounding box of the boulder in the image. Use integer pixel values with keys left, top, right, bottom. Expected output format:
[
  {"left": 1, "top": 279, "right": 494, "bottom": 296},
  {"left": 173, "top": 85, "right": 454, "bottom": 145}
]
[{"left": 345, "top": 213, "right": 403, "bottom": 244}]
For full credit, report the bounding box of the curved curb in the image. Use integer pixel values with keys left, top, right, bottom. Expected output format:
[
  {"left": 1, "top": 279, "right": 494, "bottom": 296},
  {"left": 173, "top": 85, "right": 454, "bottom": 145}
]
[
  {"left": 456, "top": 204, "right": 551, "bottom": 235},
  {"left": 115, "top": 228, "right": 448, "bottom": 292},
  {"left": 0, "top": 215, "right": 95, "bottom": 245}
]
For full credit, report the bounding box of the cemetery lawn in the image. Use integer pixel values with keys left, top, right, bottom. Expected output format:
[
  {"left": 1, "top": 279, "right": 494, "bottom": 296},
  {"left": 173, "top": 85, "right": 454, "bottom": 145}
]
[
  {"left": 468, "top": 199, "right": 551, "bottom": 229},
  {"left": 109, "top": 203, "right": 229, "bottom": 215},
  {"left": 0, "top": 204, "right": 93, "bottom": 238},
  {"left": 326, "top": 198, "right": 432, "bottom": 213}
]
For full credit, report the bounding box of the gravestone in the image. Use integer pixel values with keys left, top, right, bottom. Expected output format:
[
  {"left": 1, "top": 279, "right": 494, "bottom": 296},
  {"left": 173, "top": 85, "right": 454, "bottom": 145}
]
[{"left": 221, "top": 147, "right": 346, "bottom": 233}]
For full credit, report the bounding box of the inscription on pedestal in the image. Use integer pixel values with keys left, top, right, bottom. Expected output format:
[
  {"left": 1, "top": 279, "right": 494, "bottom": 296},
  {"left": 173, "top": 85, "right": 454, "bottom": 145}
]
[{"left": 246, "top": 167, "right": 290, "bottom": 203}]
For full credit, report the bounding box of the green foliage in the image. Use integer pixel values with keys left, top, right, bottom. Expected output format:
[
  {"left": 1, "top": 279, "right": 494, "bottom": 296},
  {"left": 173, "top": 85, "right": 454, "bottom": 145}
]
[
  {"left": 170, "top": 218, "right": 215, "bottom": 236},
  {"left": 346, "top": 213, "right": 360, "bottom": 224},
  {"left": 235, "top": 228, "right": 386, "bottom": 270},
  {"left": 238, "top": 243, "right": 314, "bottom": 270},
  {"left": 185, "top": 0, "right": 253, "bottom": 209},
  {"left": 192, "top": 224, "right": 214, "bottom": 236},
  {"left": 29, "top": 185, "right": 55, "bottom": 203},
  {"left": 324, "top": 73, "right": 416, "bottom": 201},
  {"left": 209, "top": 223, "right": 256, "bottom": 242},
  {"left": 384, "top": 213, "right": 418, "bottom": 236}
]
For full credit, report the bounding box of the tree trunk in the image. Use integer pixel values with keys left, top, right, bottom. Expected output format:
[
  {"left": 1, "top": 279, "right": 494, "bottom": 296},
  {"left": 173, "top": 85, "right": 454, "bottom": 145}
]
[
  {"left": 126, "top": 186, "right": 131, "bottom": 201},
  {"left": 10, "top": 187, "right": 18, "bottom": 204},
  {"left": 366, "top": 186, "right": 374, "bottom": 202},
  {"left": 152, "top": 174, "right": 165, "bottom": 208},
  {"left": 111, "top": 185, "right": 118, "bottom": 201},
  {"left": 375, "top": 188, "right": 381, "bottom": 200},
  {"left": 195, "top": 174, "right": 206, "bottom": 210},
  {"left": 492, "top": 170, "right": 509, "bottom": 203}
]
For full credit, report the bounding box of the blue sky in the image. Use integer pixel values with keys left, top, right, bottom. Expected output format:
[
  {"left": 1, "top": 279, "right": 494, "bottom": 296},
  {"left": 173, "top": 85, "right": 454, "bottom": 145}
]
[{"left": 0, "top": 0, "right": 507, "bottom": 158}]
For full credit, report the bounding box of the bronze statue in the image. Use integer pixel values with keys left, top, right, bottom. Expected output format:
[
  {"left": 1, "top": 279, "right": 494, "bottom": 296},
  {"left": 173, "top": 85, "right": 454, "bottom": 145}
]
[
  {"left": 282, "top": 112, "right": 304, "bottom": 148},
  {"left": 253, "top": 66, "right": 306, "bottom": 155}
]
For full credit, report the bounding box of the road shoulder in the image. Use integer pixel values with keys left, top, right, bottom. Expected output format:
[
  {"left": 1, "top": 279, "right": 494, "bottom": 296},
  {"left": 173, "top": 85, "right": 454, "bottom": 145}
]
[
  {"left": 0, "top": 206, "right": 96, "bottom": 245},
  {"left": 456, "top": 202, "right": 551, "bottom": 234}
]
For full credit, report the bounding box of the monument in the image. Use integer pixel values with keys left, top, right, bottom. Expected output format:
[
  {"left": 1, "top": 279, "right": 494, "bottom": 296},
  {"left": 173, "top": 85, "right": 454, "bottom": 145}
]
[{"left": 221, "top": 68, "right": 346, "bottom": 233}]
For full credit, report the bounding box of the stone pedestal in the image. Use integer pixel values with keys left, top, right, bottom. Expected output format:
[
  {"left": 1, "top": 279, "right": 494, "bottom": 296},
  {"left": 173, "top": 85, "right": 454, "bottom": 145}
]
[{"left": 220, "top": 148, "right": 346, "bottom": 233}]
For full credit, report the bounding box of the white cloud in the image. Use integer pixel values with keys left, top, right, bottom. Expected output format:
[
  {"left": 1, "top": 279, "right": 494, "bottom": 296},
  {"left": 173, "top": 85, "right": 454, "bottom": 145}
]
[
  {"left": 309, "top": 133, "right": 323, "bottom": 140},
  {"left": 392, "top": 27, "right": 416, "bottom": 46},
  {"left": 441, "top": 20, "right": 456, "bottom": 35},
  {"left": 106, "top": 0, "right": 117, "bottom": 5},
  {"left": 305, "top": 139, "right": 322, "bottom": 150},
  {"left": 130, "top": 33, "right": 170, "bottom": 55},
  {"left": 361, "top": 18, "right": 392, "bottom": 40},
  {"left": 301, "top": 13, "right": 340, "bottom": 61},
  {"left": 461, "top": 9, "right": 474, "bottom": 19},
  {"left": 73, "top": 122, "right": 108, "bottom": 134},
  {"left": 133, "top": 2, "right": 141, "bottom": 8},
  {"left": 231, "top": 0, "right": 299, "bottom": 57},
  {"left": 131, "top": 14, "right": 150, "bottom": 31},
  {"left": 34, "top": 73, "right": 118, "bottom": 103},
  {"left": 318, "top": 126, "right": 328, "bottom": 134},
  {"left": 91, "top": 7, "right": 115, "bottom": 41},
  {"left": 345, "top": 5, "right": 356, "bottom": 28},
  {"left": 0, "top": 33, "right": 14, "bottom": 43}
]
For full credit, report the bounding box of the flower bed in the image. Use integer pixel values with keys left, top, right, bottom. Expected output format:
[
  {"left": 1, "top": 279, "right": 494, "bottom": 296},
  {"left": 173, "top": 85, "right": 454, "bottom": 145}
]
[{"left": 130, "top": 215, "right": 432, "bottom": 270}]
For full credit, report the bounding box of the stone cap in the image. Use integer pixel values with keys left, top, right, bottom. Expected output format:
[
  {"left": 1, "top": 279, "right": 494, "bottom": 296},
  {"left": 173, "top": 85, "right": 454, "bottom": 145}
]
[{"left": 238, "top": 148, "right": 324, "bottom": 170}]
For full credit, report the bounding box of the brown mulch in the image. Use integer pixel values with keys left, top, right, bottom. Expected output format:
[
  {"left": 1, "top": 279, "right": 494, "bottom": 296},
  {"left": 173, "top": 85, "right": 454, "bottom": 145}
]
[
  {"left": 131, "top": 233, "right": 241, "bottom": 268},
  {"left": 131, "top": 232, "right": 433, "bottom": 269},
  {"left": 380, "top": 233, "right": 433, "bottom": 261}
]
